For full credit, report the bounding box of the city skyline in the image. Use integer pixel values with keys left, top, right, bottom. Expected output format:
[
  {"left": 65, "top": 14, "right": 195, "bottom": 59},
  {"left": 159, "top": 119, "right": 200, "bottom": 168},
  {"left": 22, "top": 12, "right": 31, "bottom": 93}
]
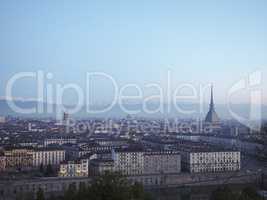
[{"left": 1, "top": 1, "right": 267, "bottom": 200}]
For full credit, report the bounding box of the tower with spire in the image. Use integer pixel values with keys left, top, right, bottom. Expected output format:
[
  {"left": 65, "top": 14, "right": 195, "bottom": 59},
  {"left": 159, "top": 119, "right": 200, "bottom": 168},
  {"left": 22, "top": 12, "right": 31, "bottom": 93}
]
[{"left": 205, "top": 85, "right": 220, "bottom": 123}]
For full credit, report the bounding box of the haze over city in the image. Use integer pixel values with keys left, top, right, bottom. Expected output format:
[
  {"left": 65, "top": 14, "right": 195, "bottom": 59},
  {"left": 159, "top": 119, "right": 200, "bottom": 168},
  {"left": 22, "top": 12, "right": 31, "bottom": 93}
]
[
  {"left": 0, "top": 0, "right": 267, "bottom": 106},
  {"left": 1, "top": 1, "right": 267, "bottom": 200}
]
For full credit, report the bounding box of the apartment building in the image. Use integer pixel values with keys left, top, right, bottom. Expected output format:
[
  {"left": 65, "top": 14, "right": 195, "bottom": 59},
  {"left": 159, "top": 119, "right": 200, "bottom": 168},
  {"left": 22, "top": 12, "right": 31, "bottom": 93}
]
[
  {"left": 44, "top": 138, "right": 77, "bottom": 147},
  {"left": 144, "top": 151, "right": 181, "bottom": 174},
  {"left": 112, "top": 148, "right": 144, "bottom": 175},
  {"left": 32, "top": 148, "right": 65, "bottom": 167},
  {"left": 182, "top": 150, "right": 240, "bottom": 173},
  {"left": 4, "top": 148, "right": 34, "bottom": 171},
  {"left": 59, "top": 159, "right": 89, "bottom": 177}
]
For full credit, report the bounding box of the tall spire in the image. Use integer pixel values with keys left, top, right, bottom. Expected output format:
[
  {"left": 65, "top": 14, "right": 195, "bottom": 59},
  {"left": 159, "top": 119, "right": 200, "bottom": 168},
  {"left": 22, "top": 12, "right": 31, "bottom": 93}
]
[
  {"left": 210, "top": 85, "right": 214, "bottom": 110},
  {"left": 205, "top": 85, "right": 220, "bottom": 123}
]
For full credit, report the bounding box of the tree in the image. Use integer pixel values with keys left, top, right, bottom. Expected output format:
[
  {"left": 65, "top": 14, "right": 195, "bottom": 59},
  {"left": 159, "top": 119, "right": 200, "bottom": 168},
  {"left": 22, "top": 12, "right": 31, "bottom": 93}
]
[
  {"left": 210, "top": 186, "right": 262, "bottom": 200},
  {"left": 131, "top": 182, "right": 146, "bottom": 199},
  {"left": 54, "top": 172, "right": 153, "bottom": 200},
  {"left": 130, "top": 182, "right": 153, "bottom": 200},
  {"left": 36, "top": 188, "right": 45, "bottom": 200},
  {"left": 45, "top": 164, "right": 54, "bottom": 177},
  {"left": 210, "top": 186, "right": 238, "bottom": 200},
  {"left": 23, "top": 192, "right": 35, "bottom": 200},
  {"left": 39, "top": 163, "right": 44, "bottom": 174},
  {"left": 89, "top": 172, "right": 131, "bottom": 200},
  {"left": 47, "top": 194, "right": 57, "bottom": 200},
  {"left": 143, "top": 193, "right": 154, "bottom": 200},
  {"left": 76, "top": 182, "right": 88, "bottom": 200},
  {"left": 239, "top": 186, "right": 262, "bottom": 200},
  {"left": 63, "top": 183, "right": 77, "bottom": 200}
]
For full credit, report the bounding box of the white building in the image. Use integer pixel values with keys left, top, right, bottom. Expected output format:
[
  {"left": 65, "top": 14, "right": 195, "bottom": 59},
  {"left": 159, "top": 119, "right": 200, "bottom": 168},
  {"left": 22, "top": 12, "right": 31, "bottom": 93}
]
[
  {"left": 182, "top": 150, "right": 241, "bottom": 173},
  {"left": 112, "top": 149, "right": 144, "bottom": 175},
  {"left": 112, "top": 148, "right": 182, "bottom": 175},
  {"left": 32, "top": 148, "right": 65, "bottom": 167},
  {"left": 19, "top": 142, "right": 39, "bottom": 148},
  {"left": 59, "top": 159, "right": 89, "bottom": 177},
  {"left": 44, "top": 138, "right": 77, "bottom": 147},
  {"left": 144, "top": 151, "right": 181, "bottom": 174}
]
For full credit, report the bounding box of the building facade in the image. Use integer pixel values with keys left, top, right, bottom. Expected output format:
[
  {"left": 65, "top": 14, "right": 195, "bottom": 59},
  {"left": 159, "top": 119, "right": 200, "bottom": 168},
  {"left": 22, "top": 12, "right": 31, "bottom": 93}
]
[
  {"left": 112, "top": 149, "right": 182, "bottom": 175},
  {"left": 112, "top": 149, "right": 144, "bottom": 175},
  {"left": 144, "top": 151, "right": 181, "bottom": 174},
  {"left": 4, "top": 148, "right": 34, "bottom": 171},
  {"left": 33, "top": 149, "right": 65, "bottom": 167},
  {"left": 44, "top": 138, "right": 77, "bottom": 147},
  {"left": 182, "top": 151, "right": 241, "bottom": 173},
  {"left": 59, "top": 159, "right": 89, "bottom": 177}
]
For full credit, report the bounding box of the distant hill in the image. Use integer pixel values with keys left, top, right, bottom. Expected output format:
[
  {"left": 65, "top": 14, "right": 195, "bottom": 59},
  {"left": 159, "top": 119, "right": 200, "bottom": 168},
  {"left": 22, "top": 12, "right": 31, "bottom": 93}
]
[{"left": 0, "top": 99, "right": 266, "bottom": 120}]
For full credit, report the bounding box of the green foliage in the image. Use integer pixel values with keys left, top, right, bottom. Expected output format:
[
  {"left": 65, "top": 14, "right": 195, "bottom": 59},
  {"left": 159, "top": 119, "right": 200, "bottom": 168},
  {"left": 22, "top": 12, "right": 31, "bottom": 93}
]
[
  {"left": 76, "top": 182, "right": 87, "bottom": 200},
  {"left": 63, "top": 183, "right": 77, "bottom": 200},
  {"left": 89, "top": 172, "right": 132, "bottom": 200},
  {"left": 39, "top": 172, "right": 153, "bottom": 200},
  {"left": 210, "top": 186, "right": 239, "bottom": 200},
  {"left": 36, "top": 188, "right": 45, "bottom": 200},
  {"left": 39, "top": 163, "right": 44, "bottom": 174},
  {"left": 210, "top": 186, "right": 262, "bottom": 200},
  {"left": 131, "top": 182, "right": 145, "bottom": 199},
  {"left": 23, "top": 192, "right": 35, "bottom": 200},
  {"left": 44, "top": 164, "right": 54, "bottom": 177},
  {"left": 238, "top": 187, "right": 262, "bottom": 200},
  {"left": 47, "top": 194, "right": 56, "bottom": 200}
]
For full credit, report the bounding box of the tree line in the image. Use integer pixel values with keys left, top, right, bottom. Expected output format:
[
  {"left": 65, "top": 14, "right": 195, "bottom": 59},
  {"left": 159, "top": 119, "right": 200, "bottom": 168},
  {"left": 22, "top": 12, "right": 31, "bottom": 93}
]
[
  {"left": 210, "top": 185, "right": 263, "bottom": 200},
  {"left": 33, "top": 172, "right": 153, "bottom": 200}
]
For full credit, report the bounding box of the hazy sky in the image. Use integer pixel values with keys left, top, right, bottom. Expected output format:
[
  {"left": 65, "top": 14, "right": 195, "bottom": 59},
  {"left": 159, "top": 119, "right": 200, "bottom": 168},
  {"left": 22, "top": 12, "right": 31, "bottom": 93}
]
[{"left": 0, "top": 0, "right": 266, "bottom": 105}]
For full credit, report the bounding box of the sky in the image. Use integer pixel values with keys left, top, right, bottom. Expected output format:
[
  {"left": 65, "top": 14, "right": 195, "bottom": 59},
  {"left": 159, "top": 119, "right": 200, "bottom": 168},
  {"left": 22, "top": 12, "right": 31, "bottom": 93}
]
[{"left": 0, "top": 0, "right": 266, "bottom": 106}]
